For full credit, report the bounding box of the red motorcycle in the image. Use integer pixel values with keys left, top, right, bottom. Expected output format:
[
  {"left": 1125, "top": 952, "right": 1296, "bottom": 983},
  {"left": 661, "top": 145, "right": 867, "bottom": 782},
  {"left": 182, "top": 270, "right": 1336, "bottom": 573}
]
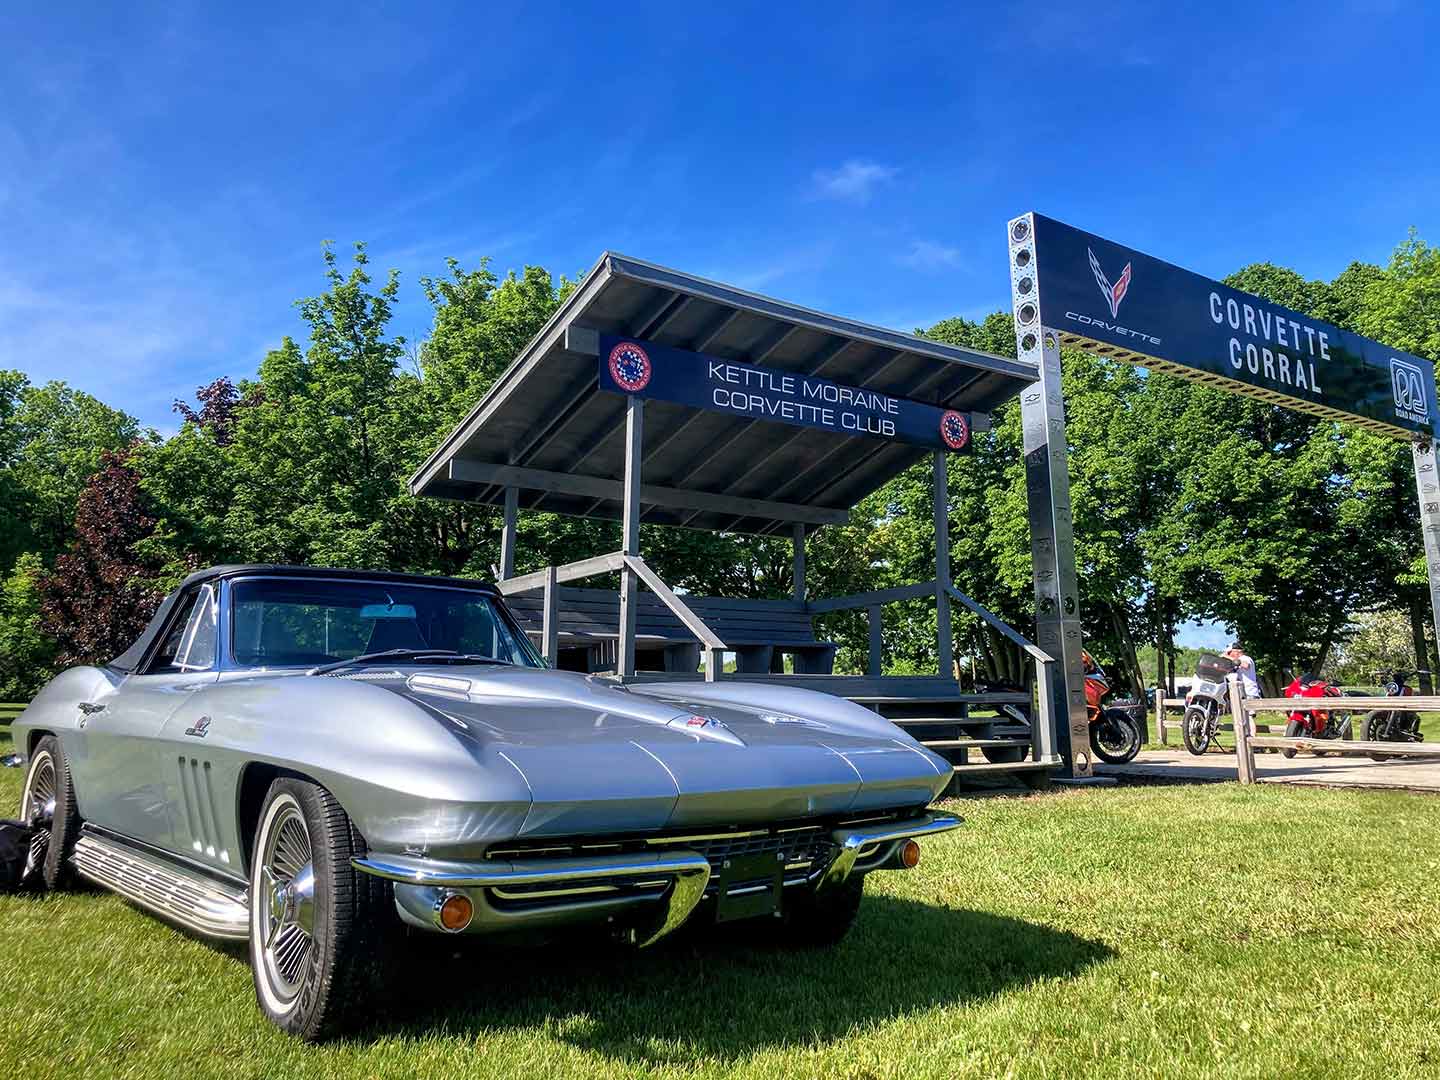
[
  {"left": 1083, "top": 654, "right": 1143, "bottom": 764},
  {"left": 1280, "top": 672, "right": 1352, "bottom": 758}
]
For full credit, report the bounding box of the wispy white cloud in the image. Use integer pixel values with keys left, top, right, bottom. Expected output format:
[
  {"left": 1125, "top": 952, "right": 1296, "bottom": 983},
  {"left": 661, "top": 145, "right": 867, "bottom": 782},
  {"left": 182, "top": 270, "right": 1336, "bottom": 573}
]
[
  {"left": 700, "top": 242, "right": 835, "bottom": 294},
  {"left": 897, "top": 239, "right": 965, "bottom": 271},
  {"left": 809, "top": 159, "right": 897, "bottom": 204}
]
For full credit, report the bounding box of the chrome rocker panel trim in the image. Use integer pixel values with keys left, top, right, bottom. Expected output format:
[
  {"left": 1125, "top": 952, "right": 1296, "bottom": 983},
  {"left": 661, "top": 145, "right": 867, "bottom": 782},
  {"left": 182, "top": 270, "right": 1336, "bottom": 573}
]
[{"left": 72, "top": 832, "right": 250, "bottom": 940}]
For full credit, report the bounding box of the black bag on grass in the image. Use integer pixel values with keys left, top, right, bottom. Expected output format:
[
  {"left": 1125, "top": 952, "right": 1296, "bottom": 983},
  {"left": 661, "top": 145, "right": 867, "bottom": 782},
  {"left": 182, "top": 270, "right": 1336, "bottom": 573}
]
[{"left": 0, "top": 819, "right": 37, "bottom": 893}]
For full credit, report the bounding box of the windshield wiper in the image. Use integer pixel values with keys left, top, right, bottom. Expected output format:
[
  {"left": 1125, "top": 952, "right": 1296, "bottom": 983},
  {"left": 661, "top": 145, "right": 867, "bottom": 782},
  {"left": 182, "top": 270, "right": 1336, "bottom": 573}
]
[
  {"left": 307, "top": 649, "right": 513, "bottom": 676},
  {"left": 308, "top": 648, "right": 455, "bottom": 675}
]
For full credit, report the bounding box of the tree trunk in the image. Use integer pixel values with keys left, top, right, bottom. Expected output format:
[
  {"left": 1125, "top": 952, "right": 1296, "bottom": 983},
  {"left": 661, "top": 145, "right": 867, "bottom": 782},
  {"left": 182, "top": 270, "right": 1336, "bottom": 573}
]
[
  {"left": 1162, "top": 610, "right": 1177, "bottom": 695},
  {"left": 1105, "top": 601, "right": 1144, "bottom": 699},
  {"left": 1153, "top": 602, "right": 1165, "bottom": 699},
  {"left": 1312, "top": 611, "right": 1343, "bottom": 678},
  {"left": 1409, "top": 598, "right": 1434, "bottom": 694}
]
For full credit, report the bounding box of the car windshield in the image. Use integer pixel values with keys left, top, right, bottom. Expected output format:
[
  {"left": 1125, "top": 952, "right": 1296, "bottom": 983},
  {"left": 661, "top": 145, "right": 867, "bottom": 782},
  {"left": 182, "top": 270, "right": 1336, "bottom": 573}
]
[{"left": 229, "top": 577, "right": 541, "bottom": 669}]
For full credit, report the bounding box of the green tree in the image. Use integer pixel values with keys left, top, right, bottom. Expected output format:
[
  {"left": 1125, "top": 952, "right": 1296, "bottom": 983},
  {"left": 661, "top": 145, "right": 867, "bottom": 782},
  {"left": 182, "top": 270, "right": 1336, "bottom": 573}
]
[
  {"left": 0, "top": 373, "right": 138, "bottom": 570},
  {"left": 1329, "top": 609, "right": 1414, "bottom": 686},
  {"left": 0, "top": 552, "right": 56, "bottom": 699},
  {"left": 211, "top": 244, "right": 415, "bottom": 570}
]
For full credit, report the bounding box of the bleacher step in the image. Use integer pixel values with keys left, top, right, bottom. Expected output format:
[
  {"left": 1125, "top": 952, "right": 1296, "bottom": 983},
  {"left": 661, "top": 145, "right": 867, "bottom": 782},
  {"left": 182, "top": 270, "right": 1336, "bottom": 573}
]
[{"left": 949, "top": 760, "right": 1056, "bottom": 775}]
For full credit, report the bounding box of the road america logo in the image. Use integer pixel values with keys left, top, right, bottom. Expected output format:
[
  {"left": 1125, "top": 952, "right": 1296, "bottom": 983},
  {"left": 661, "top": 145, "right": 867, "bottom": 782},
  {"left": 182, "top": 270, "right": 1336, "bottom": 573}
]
[
  {"left": 608, "top": 341, "right": 652, "bottom": 392},
  {"left": 939, "top": 410, "right": 969, "bottom": 450},
  {"left": 1391, "top": 356, "right": 1429, "bottom": 424},
  {"left": 1088, "top": 247, "right": 1132, "bottom": 319}
]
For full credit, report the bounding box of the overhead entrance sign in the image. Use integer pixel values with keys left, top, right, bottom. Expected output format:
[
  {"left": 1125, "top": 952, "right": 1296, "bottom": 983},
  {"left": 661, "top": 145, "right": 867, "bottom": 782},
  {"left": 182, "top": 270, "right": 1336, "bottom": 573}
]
[
  {"left": 1019, "top": 213, "right": 1436, "bottom": 440},
  {"left": 1006, "top": 209, "right": 1440, "bottom": 783},
  {"left": 597, "top": 334, "right": 975, "bottom": 452}
]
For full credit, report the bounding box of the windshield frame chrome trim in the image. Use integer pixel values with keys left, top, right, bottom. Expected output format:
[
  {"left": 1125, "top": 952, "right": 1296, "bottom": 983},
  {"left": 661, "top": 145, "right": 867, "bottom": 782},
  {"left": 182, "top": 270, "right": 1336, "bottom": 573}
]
[{"left": 219, "top": 573, "right": 544, "bottom": 673}]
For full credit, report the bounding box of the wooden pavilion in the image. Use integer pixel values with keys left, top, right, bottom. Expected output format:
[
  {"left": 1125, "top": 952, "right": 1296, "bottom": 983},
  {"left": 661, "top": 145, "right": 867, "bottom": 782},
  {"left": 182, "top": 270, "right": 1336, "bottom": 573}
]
[{"left": 410, "top": 252, "right": 1063, "bottom": 785}]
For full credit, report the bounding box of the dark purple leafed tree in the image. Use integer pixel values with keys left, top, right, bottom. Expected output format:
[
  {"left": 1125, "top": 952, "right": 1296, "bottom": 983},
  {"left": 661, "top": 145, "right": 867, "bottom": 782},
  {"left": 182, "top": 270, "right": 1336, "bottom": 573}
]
[
  {"left": 173, "top": 376, "right": 251, "bottom": 446},
  {"left": 38, "top": 449, "right": 169, "bottom": 667}
]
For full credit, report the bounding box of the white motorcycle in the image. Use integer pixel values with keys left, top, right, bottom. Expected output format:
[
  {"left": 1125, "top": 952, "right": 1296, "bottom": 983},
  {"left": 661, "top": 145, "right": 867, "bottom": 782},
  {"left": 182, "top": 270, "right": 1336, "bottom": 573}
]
[{"left": 1182, "top": 652, "right": 1238, "bottom": 755}]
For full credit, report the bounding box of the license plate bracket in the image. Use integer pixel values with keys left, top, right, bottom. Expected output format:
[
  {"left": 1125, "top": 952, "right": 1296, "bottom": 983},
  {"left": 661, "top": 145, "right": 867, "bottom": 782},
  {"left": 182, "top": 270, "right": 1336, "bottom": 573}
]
[{"left": 713, "top": 850, "right": 785, "bottom": 923}]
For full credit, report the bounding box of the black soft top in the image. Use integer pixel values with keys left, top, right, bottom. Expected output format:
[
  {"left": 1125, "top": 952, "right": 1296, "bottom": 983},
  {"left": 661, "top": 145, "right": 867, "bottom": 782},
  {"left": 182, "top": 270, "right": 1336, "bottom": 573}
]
[{"left": 108, "top": 564, "right": 498, "bottom": 673}]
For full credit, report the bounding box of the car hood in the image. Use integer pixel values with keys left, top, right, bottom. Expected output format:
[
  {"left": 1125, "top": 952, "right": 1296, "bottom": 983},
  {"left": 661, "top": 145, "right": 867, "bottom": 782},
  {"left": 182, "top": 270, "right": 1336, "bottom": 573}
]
[{"left": 380, "top": 665, "right": 950, "bottom": 836}]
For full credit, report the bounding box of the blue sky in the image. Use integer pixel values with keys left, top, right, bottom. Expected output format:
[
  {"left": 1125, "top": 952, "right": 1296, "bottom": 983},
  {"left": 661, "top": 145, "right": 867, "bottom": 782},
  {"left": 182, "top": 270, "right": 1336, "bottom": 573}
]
[{"left": 2, "top": 0, "right": 1435, "bottom": 464}]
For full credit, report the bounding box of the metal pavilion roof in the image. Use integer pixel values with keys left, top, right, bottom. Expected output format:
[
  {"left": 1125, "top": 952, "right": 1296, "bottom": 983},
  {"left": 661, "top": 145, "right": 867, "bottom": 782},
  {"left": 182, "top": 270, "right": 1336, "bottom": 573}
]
[{"left": 409, "top": 252, "right": 1038, "bottom": 535}]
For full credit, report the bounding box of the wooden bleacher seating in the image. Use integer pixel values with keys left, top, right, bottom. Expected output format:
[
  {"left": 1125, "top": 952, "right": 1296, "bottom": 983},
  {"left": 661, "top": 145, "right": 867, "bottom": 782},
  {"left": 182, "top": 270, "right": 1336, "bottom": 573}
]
[{"left": 503, "top": 586, "right": 837, "bottom": 675}]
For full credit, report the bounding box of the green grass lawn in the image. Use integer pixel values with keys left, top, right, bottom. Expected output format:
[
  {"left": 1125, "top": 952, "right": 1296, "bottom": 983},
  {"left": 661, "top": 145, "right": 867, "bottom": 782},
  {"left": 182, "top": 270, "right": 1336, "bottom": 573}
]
[{"left": 2, "top": 726, "right": 1437, "bottom": 1079}]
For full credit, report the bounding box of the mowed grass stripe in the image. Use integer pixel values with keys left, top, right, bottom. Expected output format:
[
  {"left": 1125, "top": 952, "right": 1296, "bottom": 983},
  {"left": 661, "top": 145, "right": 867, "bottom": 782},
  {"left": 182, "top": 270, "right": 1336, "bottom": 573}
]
[{"left": 1, "top": 729, "right": 1436, "bottom": 1079}]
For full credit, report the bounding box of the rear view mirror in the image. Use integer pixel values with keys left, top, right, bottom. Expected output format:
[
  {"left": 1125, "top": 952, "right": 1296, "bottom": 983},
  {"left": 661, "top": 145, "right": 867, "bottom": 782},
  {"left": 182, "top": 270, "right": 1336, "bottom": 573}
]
[{"left": 359, "top": 603, "right": 418, "bottom": 620}]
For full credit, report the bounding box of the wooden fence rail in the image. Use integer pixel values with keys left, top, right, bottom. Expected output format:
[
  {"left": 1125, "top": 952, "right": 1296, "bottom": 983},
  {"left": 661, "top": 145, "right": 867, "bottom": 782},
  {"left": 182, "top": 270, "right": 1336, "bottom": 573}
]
[
  {"left": 1228, "top": 681, "right": 1440, "bottom": 783},
  {"left": 1151, "top": 693, "right": 1289, "bottom": 747}
]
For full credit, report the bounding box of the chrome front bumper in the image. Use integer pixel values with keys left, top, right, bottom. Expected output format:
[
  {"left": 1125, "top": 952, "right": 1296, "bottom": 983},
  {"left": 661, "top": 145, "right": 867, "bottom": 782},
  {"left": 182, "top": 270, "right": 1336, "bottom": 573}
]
[{"left": 353, "top": 810, "right": 962, "bottom": 945}]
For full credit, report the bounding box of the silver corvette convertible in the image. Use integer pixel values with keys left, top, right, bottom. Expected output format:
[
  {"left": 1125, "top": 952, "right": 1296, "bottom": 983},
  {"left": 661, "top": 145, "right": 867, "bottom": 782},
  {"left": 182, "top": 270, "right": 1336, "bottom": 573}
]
[{"left": 11, "top": 565, "right": 960, "bottom": 1039}]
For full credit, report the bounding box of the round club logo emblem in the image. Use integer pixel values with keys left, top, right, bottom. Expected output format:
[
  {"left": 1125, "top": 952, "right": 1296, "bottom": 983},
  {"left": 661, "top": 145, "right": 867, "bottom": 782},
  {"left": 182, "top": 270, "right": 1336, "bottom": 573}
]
[
  {"left": 608, "top": 341, "right": 652, "bottom": 393},
  {"left": 939, "top": 410, "right": 969, "bottom": 450}
]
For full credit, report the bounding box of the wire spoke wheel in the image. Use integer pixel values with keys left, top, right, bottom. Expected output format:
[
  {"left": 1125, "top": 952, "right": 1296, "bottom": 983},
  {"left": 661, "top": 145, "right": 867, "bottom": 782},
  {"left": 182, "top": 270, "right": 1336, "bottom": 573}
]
[
  {"left": 1096, "top": 719, "right": 1127, "bottom": 755},
  {"left": 1182, "top": 706, "right": 1213, "bottom": 755},
  {"left": 256, "top": 799, "right": 317, "bottom": 1004},
  {"left": 19, "top": 749, "right": 57, "bottom": 879},
  {"left": 1092, "top": 712, "right": 1141, "bottom": 763}
]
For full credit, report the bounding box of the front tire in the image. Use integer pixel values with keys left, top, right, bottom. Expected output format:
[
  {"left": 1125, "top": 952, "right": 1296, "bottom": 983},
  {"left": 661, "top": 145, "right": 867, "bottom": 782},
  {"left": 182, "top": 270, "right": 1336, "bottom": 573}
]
[
  {"left": 18, "top": 735, "right": 81, "bottom": 890},
  {"left": 1282, "top": 720, "right": 1302, "bottom": 759},
  {"left": 1364, "top": 711, "right": 1398, "bottom": 761},
  {"left": 248, "top": 778, "right": 390, "bottom": 1041},
  {"left": 773, "top": 876, "right": 864, "bottom": 947},
  {"left": 1091, "top": 711, "right": 1142, "bottom": 764},
  {"left": 1182, "top": 706, "right": 1214, "bottom": 756}
]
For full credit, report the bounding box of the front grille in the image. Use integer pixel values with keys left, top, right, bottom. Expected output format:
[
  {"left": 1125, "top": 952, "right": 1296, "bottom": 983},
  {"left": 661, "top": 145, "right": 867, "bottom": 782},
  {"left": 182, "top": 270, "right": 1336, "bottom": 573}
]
[
  {"left": 660, "top": 830, "right": 833, "bottom": 877},
  {"left": 485, "top": 826, "right": 838, "bottom": 889},
  {"left": 480, "top": 817, "right": 916, "bottom": 909}
]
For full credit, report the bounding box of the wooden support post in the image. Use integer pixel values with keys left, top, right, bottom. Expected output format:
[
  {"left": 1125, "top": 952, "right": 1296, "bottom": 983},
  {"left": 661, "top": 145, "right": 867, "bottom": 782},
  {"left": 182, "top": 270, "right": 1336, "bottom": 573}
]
[
  {"left": 933, "top": 451, "right": 954, "bottom": 679},
  {"left": 540, "top": 564, "right": 558, "bottom": 663},
  {"left": 867, "top": 605, "right": 883, "bottom": 676},
  {"left": 1229, "top": 677, "right": 1256, "bottom": 784},
  {"left": 618, "top": 398, "right": 644, "bottom": 678},
  {"left": 499, "top": 486, "right": 519, "bottom": 580},
  {"left": 792, "top": 522, "right": 807, "bottom": 603}
]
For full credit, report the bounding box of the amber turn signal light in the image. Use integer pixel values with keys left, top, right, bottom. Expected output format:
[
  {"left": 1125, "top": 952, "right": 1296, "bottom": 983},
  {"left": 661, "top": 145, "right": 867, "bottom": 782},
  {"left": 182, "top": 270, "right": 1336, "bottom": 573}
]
[
  {"left": 899, "top": 839, "right": 921, "bottom": 869},
  {"left": 437, "top": 892, "right": 474, "bottom": 932}
]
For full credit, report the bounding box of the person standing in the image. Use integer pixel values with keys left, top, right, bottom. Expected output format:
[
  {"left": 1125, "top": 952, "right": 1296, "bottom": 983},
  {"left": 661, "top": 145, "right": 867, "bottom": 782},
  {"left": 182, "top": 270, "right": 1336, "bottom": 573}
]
[{"left": 1223, "top": 642, "right": 1261, "bottom": 698}]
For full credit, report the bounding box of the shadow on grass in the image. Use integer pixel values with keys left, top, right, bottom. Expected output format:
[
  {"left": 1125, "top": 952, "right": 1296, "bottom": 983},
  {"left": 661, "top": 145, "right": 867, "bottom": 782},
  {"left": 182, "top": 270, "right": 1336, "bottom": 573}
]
[{"left": 361, "top": 896, "right": 1112, "bottom": 1064}]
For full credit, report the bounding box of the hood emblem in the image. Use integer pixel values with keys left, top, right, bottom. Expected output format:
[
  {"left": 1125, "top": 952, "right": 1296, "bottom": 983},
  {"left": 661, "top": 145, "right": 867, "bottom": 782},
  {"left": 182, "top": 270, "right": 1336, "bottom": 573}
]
[{"left": 761, "top": 712, "right": 806, "bottom": 725}]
